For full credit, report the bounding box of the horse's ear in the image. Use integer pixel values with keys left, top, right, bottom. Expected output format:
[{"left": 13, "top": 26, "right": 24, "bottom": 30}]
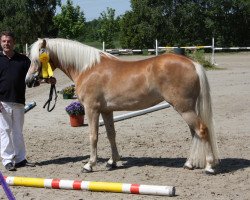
[
  {"left": 41, "top": 39, "right": 46, "bottom": 48},
  {"left": 38, "top": 38, "right": 47, "bottom": 49}
]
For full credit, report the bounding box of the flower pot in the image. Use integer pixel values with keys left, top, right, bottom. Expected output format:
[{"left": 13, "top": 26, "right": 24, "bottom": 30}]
[
  {"left": 63, "top": 94, "right": 73, "bottom": 99},
  {"left": 69, "top": 115, "right": 84, "bottom": 127}
]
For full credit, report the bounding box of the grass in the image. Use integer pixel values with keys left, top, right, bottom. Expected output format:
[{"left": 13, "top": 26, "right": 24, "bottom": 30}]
[{"left": 186, "top": 50, "right": 218, "bottom": 70}]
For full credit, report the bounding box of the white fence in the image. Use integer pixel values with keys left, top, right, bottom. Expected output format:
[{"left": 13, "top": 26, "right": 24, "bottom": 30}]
[{"left": 104, "top": 38, "right": 250, "bottom": 65}]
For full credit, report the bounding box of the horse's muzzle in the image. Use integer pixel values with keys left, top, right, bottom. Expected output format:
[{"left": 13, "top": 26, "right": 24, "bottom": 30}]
[{"left": 26, "top": 75, "right": 40, "bottom": 88}]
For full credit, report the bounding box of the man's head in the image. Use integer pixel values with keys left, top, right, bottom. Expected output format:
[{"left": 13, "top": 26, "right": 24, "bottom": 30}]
[{"left": 0, "top": 31, "right": 15, "bottom": 56}]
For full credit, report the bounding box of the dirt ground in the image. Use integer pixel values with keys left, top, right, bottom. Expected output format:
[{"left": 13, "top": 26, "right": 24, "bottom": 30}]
[{"left": 0, "top": 52, "right": 249, "bottom": 200}]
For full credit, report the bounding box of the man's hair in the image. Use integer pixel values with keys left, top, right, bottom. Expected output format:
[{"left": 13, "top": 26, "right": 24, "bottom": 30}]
[{"left": 0, "top": 31, "right": 15, "bottom": 40}]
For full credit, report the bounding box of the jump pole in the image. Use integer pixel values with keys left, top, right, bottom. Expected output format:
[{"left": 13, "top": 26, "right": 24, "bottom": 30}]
[
  {"left": 24, "top": 101, "right": 36, "bottom": 113},
  {"left": 4, "top": 176, "right": 175, "bottom": 196},
  {"left": 0, "top": 172, "right": 16, "bottom": 200},
  {"left": 99, "top": 103, "right": 170, "bottom": 126}
]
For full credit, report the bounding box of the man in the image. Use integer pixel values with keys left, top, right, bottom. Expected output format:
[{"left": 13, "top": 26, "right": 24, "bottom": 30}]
[{"left": 0, "top": 31, "right": 35, "bottom": 171}]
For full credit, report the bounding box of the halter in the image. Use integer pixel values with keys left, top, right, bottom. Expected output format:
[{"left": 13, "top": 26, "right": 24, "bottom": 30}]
[{"left": 38, "top": 48, "right": 58, "bottom": 112}]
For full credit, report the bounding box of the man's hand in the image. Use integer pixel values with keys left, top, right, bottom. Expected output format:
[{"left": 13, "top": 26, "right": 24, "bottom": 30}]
[{"left": 45, "top": 77, "right": 57, "bottom": 85}]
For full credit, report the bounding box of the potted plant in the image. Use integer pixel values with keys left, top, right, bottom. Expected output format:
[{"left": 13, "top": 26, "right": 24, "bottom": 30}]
[
  {"left": 65, "top": 101, "right": 85, "bottom": 127},
  {"left": 61, "top": 85, "right": 75, "bottom": 99}
]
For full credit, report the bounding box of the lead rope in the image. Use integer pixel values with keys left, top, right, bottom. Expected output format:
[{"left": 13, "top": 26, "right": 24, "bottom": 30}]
[
  {"left": 39, "top": 47, "right": 57, "bottom": 112},
  {"left": 43, "top": 83, "right": 58, "bottom": 112}
]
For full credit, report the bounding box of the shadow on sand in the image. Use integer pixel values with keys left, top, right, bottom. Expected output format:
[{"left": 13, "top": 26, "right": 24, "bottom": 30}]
[
  {"left": 36, "top": 156, "right": 89, "bottom": 166},
  {"left": 119, "top": 157, "right": 250, "bottom": 174},
  {"left": 36, "top": 156, "right": 249, "bottom": 174}
]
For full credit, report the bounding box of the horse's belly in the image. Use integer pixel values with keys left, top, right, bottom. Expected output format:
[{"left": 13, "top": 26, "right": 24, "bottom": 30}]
[{"left": 105, "top": 95, "right": 163, "bottom": 111}]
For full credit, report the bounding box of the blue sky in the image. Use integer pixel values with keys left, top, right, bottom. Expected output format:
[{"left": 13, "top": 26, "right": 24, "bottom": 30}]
[{"left": 60, "top": 0, "right": 131, "bottom": 21}]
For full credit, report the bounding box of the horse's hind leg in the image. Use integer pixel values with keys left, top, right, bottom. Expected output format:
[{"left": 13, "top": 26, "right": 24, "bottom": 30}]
[
  {"left": 101, "top": 112, "right": 121, "bottom": 169},
  {"left": 183, "top": 127, "right": 196, "bottom": 170},
  {"left": 181, "top": 111, "right": 216, "bottom": 174}
]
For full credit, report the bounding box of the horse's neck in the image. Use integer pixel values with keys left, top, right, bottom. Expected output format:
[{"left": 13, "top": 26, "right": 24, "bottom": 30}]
[
  {"left": 59, "top": 66, "right": 79, "bottom": 83},
  {"left": 57, "top": 53, "right": 119, "bottom": 83}
]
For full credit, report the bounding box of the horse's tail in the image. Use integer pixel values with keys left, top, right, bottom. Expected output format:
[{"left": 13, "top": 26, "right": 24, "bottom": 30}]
[{"left": 191, "top": 62, "right": 219, "bottom": 168}]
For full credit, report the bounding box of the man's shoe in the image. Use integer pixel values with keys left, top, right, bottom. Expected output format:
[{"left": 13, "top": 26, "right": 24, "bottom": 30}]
[
  {"left": 5, "top": 163, "right": 16, "bottom": 171},
  {"left": 15, "top": 159, "right": 36, "bottom": 168}
]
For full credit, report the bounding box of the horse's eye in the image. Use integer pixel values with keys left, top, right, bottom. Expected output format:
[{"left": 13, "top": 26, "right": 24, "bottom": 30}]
[{"left": 40, "top": 48, "right": 45, "bottom": 53}]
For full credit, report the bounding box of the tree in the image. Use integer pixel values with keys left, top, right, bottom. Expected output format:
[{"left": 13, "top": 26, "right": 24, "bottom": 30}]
[
  {"left": 120, "top": 0, "right": 173, "bottom": 49},
  {"left": 120, "top": 0, "right": 169, "bottom": 48},
  {"left": 1, "top": 0, "right": 248, "bottom": 50},
  {"left": 26, "top": 0, "right": 60, "bottom": 39},
  {"left": 0, "top": 0, "right": 59, "bottom": 52},
  {"left": 98, "top": 7, "right": 119, "bottom": 48},
  {"left": 84, "top": 19, "right": 101, "bottom": 42},
  {"left": 0, "top": 0, "right": 28, "bottom": 50},
  {"left": 53, "top": 0, "right": 85, "bottom": 39},
  {"left": 204, "top": 0, "right": 250, "bottom": 46},
  {"left": 120, "top": 0, "right": 249, "bottom": 48}
]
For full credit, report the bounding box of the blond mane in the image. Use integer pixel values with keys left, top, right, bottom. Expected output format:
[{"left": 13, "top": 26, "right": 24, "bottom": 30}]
[{"left": 29, "top": 38, "right": 115, "bottom": 71}]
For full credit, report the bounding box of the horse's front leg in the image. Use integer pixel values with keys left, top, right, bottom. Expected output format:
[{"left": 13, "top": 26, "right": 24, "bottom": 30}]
[
  {"left": 101, "top": 112, "right": 121, "bottom": 170},
  {"left": 83, "top": 109, "right": 100, "bottom": 172}
]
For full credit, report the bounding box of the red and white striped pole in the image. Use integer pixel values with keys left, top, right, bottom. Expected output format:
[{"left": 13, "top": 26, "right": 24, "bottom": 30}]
[{"left": 4, "top": 176, "right": 175, "bottom": 196}]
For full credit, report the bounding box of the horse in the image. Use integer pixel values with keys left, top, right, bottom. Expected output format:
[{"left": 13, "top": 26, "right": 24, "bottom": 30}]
[{"left": 25, "top": 38, "right": 219, "bottom": 174}]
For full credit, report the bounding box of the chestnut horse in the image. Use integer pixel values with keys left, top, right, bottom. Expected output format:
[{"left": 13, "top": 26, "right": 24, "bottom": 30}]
[{"left": 25, "top": 38, "right": 219, "bottom": 174}]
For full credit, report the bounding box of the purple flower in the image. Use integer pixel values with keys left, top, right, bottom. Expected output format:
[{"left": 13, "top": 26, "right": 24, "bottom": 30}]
[{"left": 65, "top": 101, "right": 85, "bottom": 115}]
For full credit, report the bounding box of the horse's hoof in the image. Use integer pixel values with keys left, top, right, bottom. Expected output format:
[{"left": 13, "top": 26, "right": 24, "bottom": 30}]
[
  {"left": 204, "top": 168, "right": 216, "bottom": 175},
  {"left": 81, "top": 167, "right": 93, "bottom": 173},
  {"left": 82, "top": 164, "right": 93, "bottom": 173},
  {"left": 205, "top": 171, "right": 215, "bottom": 175},
  {"left": 106, "top": 162, "right": 117, "bottom": 170},
  {"left": 205, "top": 170, "right": 216, "bottom": 175},
  {"left": 183, "top": 163, "right": 194, "bottom": 170}
]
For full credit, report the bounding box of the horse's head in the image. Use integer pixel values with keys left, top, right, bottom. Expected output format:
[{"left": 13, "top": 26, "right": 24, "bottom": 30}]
[{"left": 26, "top": 38, "right": 56, "bottom": 88}]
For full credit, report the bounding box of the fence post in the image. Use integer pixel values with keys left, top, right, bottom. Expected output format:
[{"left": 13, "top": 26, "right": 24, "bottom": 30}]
[
  {"left": 211, "top": 37, "right": 215, "bottom": 65},
  {"left": 26, "top": 43, "right": 28, "bottom": 55},
  {"left": 103, "top": 41, "right": 105, "bottom": 52},
  {"left": 155, "top": 39, "right": 158, "bottom": 56}
]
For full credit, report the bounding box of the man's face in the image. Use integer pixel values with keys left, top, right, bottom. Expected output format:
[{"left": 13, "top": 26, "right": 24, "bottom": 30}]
[{"left": 0, "top": 35, "right": 15, "bottom": 53}]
